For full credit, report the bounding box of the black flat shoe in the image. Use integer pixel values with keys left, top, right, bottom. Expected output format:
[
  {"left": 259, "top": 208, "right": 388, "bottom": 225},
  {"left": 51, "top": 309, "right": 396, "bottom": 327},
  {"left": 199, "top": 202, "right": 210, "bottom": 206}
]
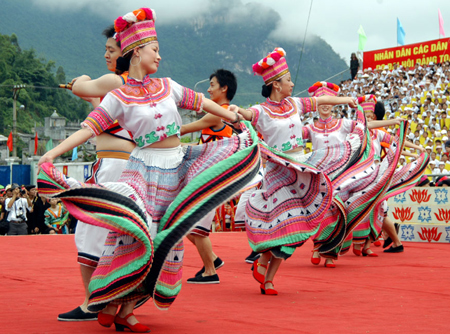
[
  {"left": 187, "top": 273, "right": 220, "bottom": 284},
  {"left": 383, "top": 245, "right": 404, "bottom": 253},
  {"left": 245, "top": 251, "right": 261, "bottom": 264},
  {"left": 57, "top": 306, "right": 98, "bottom": 321},
  {"left": 383, "top": 223, "right": 400, "bottom": 248},
  {"left": 383, "top": 236, "right": 393, "bottom": 249},
  {"left": 195, "top": 257, "right": 224, "bottom": 277}
]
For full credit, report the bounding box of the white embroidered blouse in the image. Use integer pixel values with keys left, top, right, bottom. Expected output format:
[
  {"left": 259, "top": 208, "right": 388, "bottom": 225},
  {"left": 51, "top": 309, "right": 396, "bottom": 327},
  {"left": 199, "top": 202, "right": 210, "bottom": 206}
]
[
  {"left": 302, "top": 116, "right": 357, "bottom": 150},
  {"left": 249, "top": 97, "right": 317, "bottom": 151},
  {"left": 82, "top": 75, "right": 204, "bottom": 148}
]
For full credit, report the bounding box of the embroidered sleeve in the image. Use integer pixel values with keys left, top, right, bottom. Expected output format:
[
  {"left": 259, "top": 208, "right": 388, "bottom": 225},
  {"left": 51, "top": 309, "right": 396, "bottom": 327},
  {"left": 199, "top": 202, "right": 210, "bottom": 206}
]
[
  {"left": 378, "top": 130, "right": 393, "bottom": 146},
  {"left": 295, "top": 97, "right": 317, "bottom": 115},
  {"left": 249, "top": 107, "right": 260, "bottom": 126},
  {"left": 170, "top": 79, "right": 204, "bottom": 112},
  {"left": 81, "top": 94, "right": 117, "bottom": 137}
]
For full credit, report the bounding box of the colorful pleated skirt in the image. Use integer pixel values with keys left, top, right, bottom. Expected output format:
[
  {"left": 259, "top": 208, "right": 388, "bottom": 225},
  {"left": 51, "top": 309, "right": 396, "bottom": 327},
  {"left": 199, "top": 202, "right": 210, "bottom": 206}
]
[{"left": 38, "top": 123, "right": 260, "bottom": 312}]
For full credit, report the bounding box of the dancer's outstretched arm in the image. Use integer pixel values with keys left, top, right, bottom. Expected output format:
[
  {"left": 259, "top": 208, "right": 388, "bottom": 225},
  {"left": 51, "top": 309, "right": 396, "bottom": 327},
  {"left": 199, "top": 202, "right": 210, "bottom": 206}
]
[
  {"left": 203, "top": 98, "right": 242, "bottom": 123},
  {"left": 71, "top": 74, "right": 123, "bottom": 98},
  {"left": 38, "top": 128, "right": 92, "bottom": 168}
]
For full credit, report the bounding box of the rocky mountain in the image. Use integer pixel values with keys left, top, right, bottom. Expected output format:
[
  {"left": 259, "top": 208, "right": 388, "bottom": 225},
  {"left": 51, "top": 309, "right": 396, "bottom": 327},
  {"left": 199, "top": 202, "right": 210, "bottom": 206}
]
[{"left": 0, "top": 0, "right": 349, "bottom": 107}]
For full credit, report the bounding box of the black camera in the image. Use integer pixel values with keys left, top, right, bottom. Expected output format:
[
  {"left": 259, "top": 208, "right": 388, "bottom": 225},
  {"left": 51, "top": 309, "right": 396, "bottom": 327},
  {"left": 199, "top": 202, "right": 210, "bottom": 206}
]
[
  {"left": 16, "top": 207, "right": 27, "bottom": 221},
  {"left": 20, "top": 188, "right": 27, "bottom": 195}
]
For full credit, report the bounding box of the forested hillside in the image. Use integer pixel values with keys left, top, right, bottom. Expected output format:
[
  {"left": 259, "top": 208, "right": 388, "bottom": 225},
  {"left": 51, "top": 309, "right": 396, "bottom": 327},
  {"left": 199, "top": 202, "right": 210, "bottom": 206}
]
[{"left": 0, "top": 33, "right": 91, "bottom": 135}]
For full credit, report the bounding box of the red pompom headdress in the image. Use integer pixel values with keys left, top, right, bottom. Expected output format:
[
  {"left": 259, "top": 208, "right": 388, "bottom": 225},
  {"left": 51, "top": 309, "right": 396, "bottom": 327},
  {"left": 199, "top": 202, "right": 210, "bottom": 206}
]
[
  {"left": 114, "top": 8, "right": 157, "bottom": 56},
  {"left": 252, "top": 48, "right": 289, "bottom": 85},
  {"left": 308, "top": 81, "right": 340, "bottom": 97},
  {"left": 357, "top": 95, "right": 377, "bottom": 113}
]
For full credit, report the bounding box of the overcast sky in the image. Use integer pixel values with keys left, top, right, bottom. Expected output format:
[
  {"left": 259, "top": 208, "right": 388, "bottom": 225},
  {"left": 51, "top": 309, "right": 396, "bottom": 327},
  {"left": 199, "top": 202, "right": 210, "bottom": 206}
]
[{"left": 33, "top": 0, "right": 450, "bottom": 62}]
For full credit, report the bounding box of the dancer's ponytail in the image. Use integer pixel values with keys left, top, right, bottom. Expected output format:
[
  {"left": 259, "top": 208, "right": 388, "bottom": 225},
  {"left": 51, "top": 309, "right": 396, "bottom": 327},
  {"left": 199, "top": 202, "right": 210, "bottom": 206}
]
[
  {"left": 115, "top": 53, "right": 132, "bottom": 75},
  {"left": 261, "top": 84, "right": 272, "bottom": 98}
]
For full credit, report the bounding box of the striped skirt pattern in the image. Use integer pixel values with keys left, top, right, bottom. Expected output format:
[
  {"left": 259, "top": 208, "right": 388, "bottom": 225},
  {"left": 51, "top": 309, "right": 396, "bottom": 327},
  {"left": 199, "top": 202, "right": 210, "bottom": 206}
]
[
  {"left": 244, "top": 142, "right": 333, "bottom": 259},
  {"left": 337, "top": 122, "right": 415, "bottom": 255},
  {"left": 351, "top": 149, "right": 429, "bottom": 245},
  {"left": 37, "top": 122, "right": 260, "bottom": 312}
]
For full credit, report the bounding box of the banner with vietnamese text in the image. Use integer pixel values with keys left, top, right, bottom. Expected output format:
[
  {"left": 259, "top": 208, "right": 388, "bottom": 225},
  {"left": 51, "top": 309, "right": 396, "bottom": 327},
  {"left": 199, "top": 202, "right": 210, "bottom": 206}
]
[{"left": 363, "top": 38, "right": 450, "bottom": 70}]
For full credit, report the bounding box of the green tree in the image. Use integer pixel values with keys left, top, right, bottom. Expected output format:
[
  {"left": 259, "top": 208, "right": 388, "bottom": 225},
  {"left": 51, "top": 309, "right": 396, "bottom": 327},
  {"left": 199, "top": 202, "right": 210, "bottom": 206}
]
[
  {"left": 56, "top": 66, "right": 66, "bottom": 85},
  {"left": 0, "top": 32, "right": 90, "bottom": 136}
]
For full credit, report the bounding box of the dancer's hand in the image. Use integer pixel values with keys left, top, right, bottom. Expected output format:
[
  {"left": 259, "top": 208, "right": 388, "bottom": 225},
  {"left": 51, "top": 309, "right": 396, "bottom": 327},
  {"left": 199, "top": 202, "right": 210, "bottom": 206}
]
[
  {"left": 231, "top": 104, "right": 252, "bottom": 122},
  {"left": 37, "top": 153, "right": 54, "bottom": 174},
  {"left": 228, "top": 104, "right": 239, "bottom": 113},
  {"left": 348, "top": 97, "right": 358, "bottom": 108},
  {"left": 70, "top": 75, "right": 91, "bottom": 86},
  {"left": 227, "top": 105, "right": 244, "bottom": 122},
  {"left": 391, "top": 118, "right": 404, "bottom": 126}
]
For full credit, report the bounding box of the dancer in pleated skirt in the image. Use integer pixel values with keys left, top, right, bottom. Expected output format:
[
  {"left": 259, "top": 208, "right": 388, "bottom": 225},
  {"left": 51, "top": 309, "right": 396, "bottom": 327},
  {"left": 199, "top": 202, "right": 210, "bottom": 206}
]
[
  {"left": 348, "top": 96, "right": 428, "bottom": 257},
  {"left": 37, "top": 8, "right": 260, "bottom": 332},
  {"left": 234, "top": 48, "right": 359, "bottom": 294}
]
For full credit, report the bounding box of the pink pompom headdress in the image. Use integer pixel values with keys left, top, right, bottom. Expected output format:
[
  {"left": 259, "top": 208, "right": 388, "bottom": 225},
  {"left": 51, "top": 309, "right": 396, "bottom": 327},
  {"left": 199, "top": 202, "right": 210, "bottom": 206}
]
[
  {"left": 114, "top": 8, "right": 157, "bottom": 56},
  {"left": 252, "top": 48, "right": 289, "bottom": 85},
  {"left": 308, "top": 81, "right": 340, "bottom": 97},
  {"left": 357, "top": 94, "right": 377, "bottom": 113}
]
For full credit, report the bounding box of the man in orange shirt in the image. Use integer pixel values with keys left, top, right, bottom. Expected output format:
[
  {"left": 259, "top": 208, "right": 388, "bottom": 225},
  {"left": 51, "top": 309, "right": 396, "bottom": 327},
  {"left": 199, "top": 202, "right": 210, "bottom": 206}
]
[{"left": 181, "top": 69, "right": 237, "bottom": 284}]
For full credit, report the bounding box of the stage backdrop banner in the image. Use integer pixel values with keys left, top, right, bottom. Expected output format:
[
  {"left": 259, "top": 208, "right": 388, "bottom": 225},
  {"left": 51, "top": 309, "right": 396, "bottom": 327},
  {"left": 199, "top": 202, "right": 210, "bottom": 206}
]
[
  {"left": 387, "top": 187, "right": 450, "bottom": 243},
  {"left": 363, "top": 38, "right": 450, "bottom": 70}
]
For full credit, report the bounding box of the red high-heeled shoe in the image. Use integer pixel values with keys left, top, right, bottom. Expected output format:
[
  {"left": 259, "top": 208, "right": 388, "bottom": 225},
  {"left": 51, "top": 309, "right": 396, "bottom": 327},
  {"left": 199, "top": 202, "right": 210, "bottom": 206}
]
[
  {"left": 260, "top": 281, "right": 278, "bottom": 295},
  {"left": 252, "top": 259, "right": 267, "bottom": 284},
  {"left": 324, "top": 259, "right": 336, "bottom": 268},
  {"left": 98, "top": 311, "right": 116, "bottom": 328},
  {"left": 353, "top": 244, "right": 362, "bottom": 256},
  {"left": 114, "top": 313, "right": 150, "bottom": 333},
  {"left": 311, "top": 250, "right": 321, "bottom": 265},
  {"left": 362, "top": 248, "right": 378, "bottom": 257}
]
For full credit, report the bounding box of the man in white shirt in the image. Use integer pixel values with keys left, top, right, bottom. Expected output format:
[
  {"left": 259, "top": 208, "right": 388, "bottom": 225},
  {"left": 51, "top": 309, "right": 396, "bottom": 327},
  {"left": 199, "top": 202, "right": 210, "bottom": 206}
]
[{"left": 5, "top": 184, "right": 32, "bottom": 235}]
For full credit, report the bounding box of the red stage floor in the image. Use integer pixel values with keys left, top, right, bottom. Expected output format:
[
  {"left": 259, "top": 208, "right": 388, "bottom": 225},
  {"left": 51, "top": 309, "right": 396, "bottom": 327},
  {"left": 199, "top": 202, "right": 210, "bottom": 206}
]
[{"left": 1, "top": 233, "right": 449, "bottom": 334}]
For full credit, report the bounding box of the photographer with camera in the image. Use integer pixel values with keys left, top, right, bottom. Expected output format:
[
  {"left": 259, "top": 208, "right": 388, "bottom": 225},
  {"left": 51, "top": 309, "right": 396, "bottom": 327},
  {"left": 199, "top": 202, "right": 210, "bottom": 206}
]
[{"left": 5, "top": 184, "right": 32, "bottom": 235}]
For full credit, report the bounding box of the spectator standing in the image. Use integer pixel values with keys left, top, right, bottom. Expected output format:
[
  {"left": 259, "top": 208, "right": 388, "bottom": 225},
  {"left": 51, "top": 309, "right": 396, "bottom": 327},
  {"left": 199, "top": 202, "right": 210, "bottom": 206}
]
[
  {"left": 350, "top": 53, "right": 360, "bottom": 81},
  {"left": 5, "top": 184, "right": 32, "bottom": 235},
  {"left": 28, "top": 186, "right": 50, "bottom": 234}
]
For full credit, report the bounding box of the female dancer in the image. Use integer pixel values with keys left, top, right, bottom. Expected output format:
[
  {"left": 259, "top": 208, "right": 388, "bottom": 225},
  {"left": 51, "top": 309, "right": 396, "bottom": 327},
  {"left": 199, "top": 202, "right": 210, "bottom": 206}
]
[
  {"left": 235, "top": 48, "right": 358, "bottom": 294},
  {"left": 303, "top": 82, "right": 367, "bottom": 268},
  {"left": 349, "top": 97, "right": 426, "bottom": 256},
  {"left": 38, "top": 8, "right": 259, "bottom": 332},
  {"left": 303, "top": 83, "right": 400, "bottom": 267}
]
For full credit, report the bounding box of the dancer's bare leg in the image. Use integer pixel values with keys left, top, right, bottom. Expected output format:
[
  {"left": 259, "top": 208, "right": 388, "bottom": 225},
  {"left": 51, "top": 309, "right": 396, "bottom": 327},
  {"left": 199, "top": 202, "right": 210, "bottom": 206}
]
[
  {"left": 324, "top": 258, "right": 335, "bottom": 266},
  {"left": 257, "top": 251, "right": 271, "bottom": 277},
  {"left": 191, "top": 235, "right": 217, "bottom": 275},
  {"left": 194, "top": 235, "right": 217, "bottom": 276},
  {"left": 264, "top": 254, "right": 282, "bottom": 289},
  {"left": 311, "top": 250, "right": 320, "bottom": 259},
  {"left": 363, "top": 237, "right": 375, "bottom": 254},
  {"left": 80, "top": 265, "right": 95, "bottom": 312},
  {"left": 382, "top": 217, "right": 402, "bottom": 247},
  {"left": 117, "top": 302, "right": 138, "bottom": 325}
]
